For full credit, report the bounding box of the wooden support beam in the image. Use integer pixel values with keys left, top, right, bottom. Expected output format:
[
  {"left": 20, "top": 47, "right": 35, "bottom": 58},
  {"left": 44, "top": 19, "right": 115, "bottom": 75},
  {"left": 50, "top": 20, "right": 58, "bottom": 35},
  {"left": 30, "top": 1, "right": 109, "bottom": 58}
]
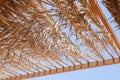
[
  {"left": 2, "top": 58, "right": 119, "bottom": 80},
  {"left": 90, "top": 0, "right": 120, "bottom": 50}
]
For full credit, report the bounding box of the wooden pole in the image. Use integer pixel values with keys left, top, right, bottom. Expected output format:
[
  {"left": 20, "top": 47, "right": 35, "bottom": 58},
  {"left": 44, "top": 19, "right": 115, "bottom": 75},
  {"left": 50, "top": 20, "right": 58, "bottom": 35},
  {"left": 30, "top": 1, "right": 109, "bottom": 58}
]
[{"left": 90, "top": 0, "right": 120, "bottom": 50}]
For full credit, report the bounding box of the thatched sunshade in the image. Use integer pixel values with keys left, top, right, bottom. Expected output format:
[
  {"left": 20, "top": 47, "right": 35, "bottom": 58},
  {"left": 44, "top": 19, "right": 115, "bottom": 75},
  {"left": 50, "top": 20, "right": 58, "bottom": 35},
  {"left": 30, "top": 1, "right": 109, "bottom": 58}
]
[{"left": 0, "top": 0, "right": 120, "bottom": 80}]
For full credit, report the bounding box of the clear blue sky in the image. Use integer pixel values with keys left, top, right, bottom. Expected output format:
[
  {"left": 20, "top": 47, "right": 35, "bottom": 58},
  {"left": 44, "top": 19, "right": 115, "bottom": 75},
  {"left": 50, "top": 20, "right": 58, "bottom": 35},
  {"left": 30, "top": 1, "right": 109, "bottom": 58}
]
[{"left": 28, "top": 64, "right": 120, "bottom": 80}]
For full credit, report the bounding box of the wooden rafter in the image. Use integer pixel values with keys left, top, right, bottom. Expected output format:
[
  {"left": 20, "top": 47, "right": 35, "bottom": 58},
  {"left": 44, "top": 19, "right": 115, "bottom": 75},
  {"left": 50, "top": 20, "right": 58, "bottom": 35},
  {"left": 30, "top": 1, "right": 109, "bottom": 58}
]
[{"left": 90, "top": 0, "right": 120, "bottom": 49}]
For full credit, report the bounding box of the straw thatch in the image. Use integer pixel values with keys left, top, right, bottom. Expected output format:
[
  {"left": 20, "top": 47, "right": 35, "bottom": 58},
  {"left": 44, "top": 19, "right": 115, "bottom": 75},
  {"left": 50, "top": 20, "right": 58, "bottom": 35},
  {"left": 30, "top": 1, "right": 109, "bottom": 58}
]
[
  {"left": 103, "top": 0, "right": 120, "bottom": 29},
  {"left": 0, "top": 0, "right": 120, "bottom": 80}
]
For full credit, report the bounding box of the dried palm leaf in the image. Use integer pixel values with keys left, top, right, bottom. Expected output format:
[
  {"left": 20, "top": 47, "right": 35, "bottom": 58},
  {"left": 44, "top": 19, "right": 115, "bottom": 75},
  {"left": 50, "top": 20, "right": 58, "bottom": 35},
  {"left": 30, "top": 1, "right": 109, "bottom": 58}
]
[{"left": 103, "top": 0, "right": 120, "bottom": 29}]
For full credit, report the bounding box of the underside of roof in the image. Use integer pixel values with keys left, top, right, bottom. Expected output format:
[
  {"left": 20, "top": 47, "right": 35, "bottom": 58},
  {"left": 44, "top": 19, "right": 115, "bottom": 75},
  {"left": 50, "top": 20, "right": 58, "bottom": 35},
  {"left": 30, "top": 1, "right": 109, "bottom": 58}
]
[{"left": 0, "top": 0, "right": 120, "bottom": 80}]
